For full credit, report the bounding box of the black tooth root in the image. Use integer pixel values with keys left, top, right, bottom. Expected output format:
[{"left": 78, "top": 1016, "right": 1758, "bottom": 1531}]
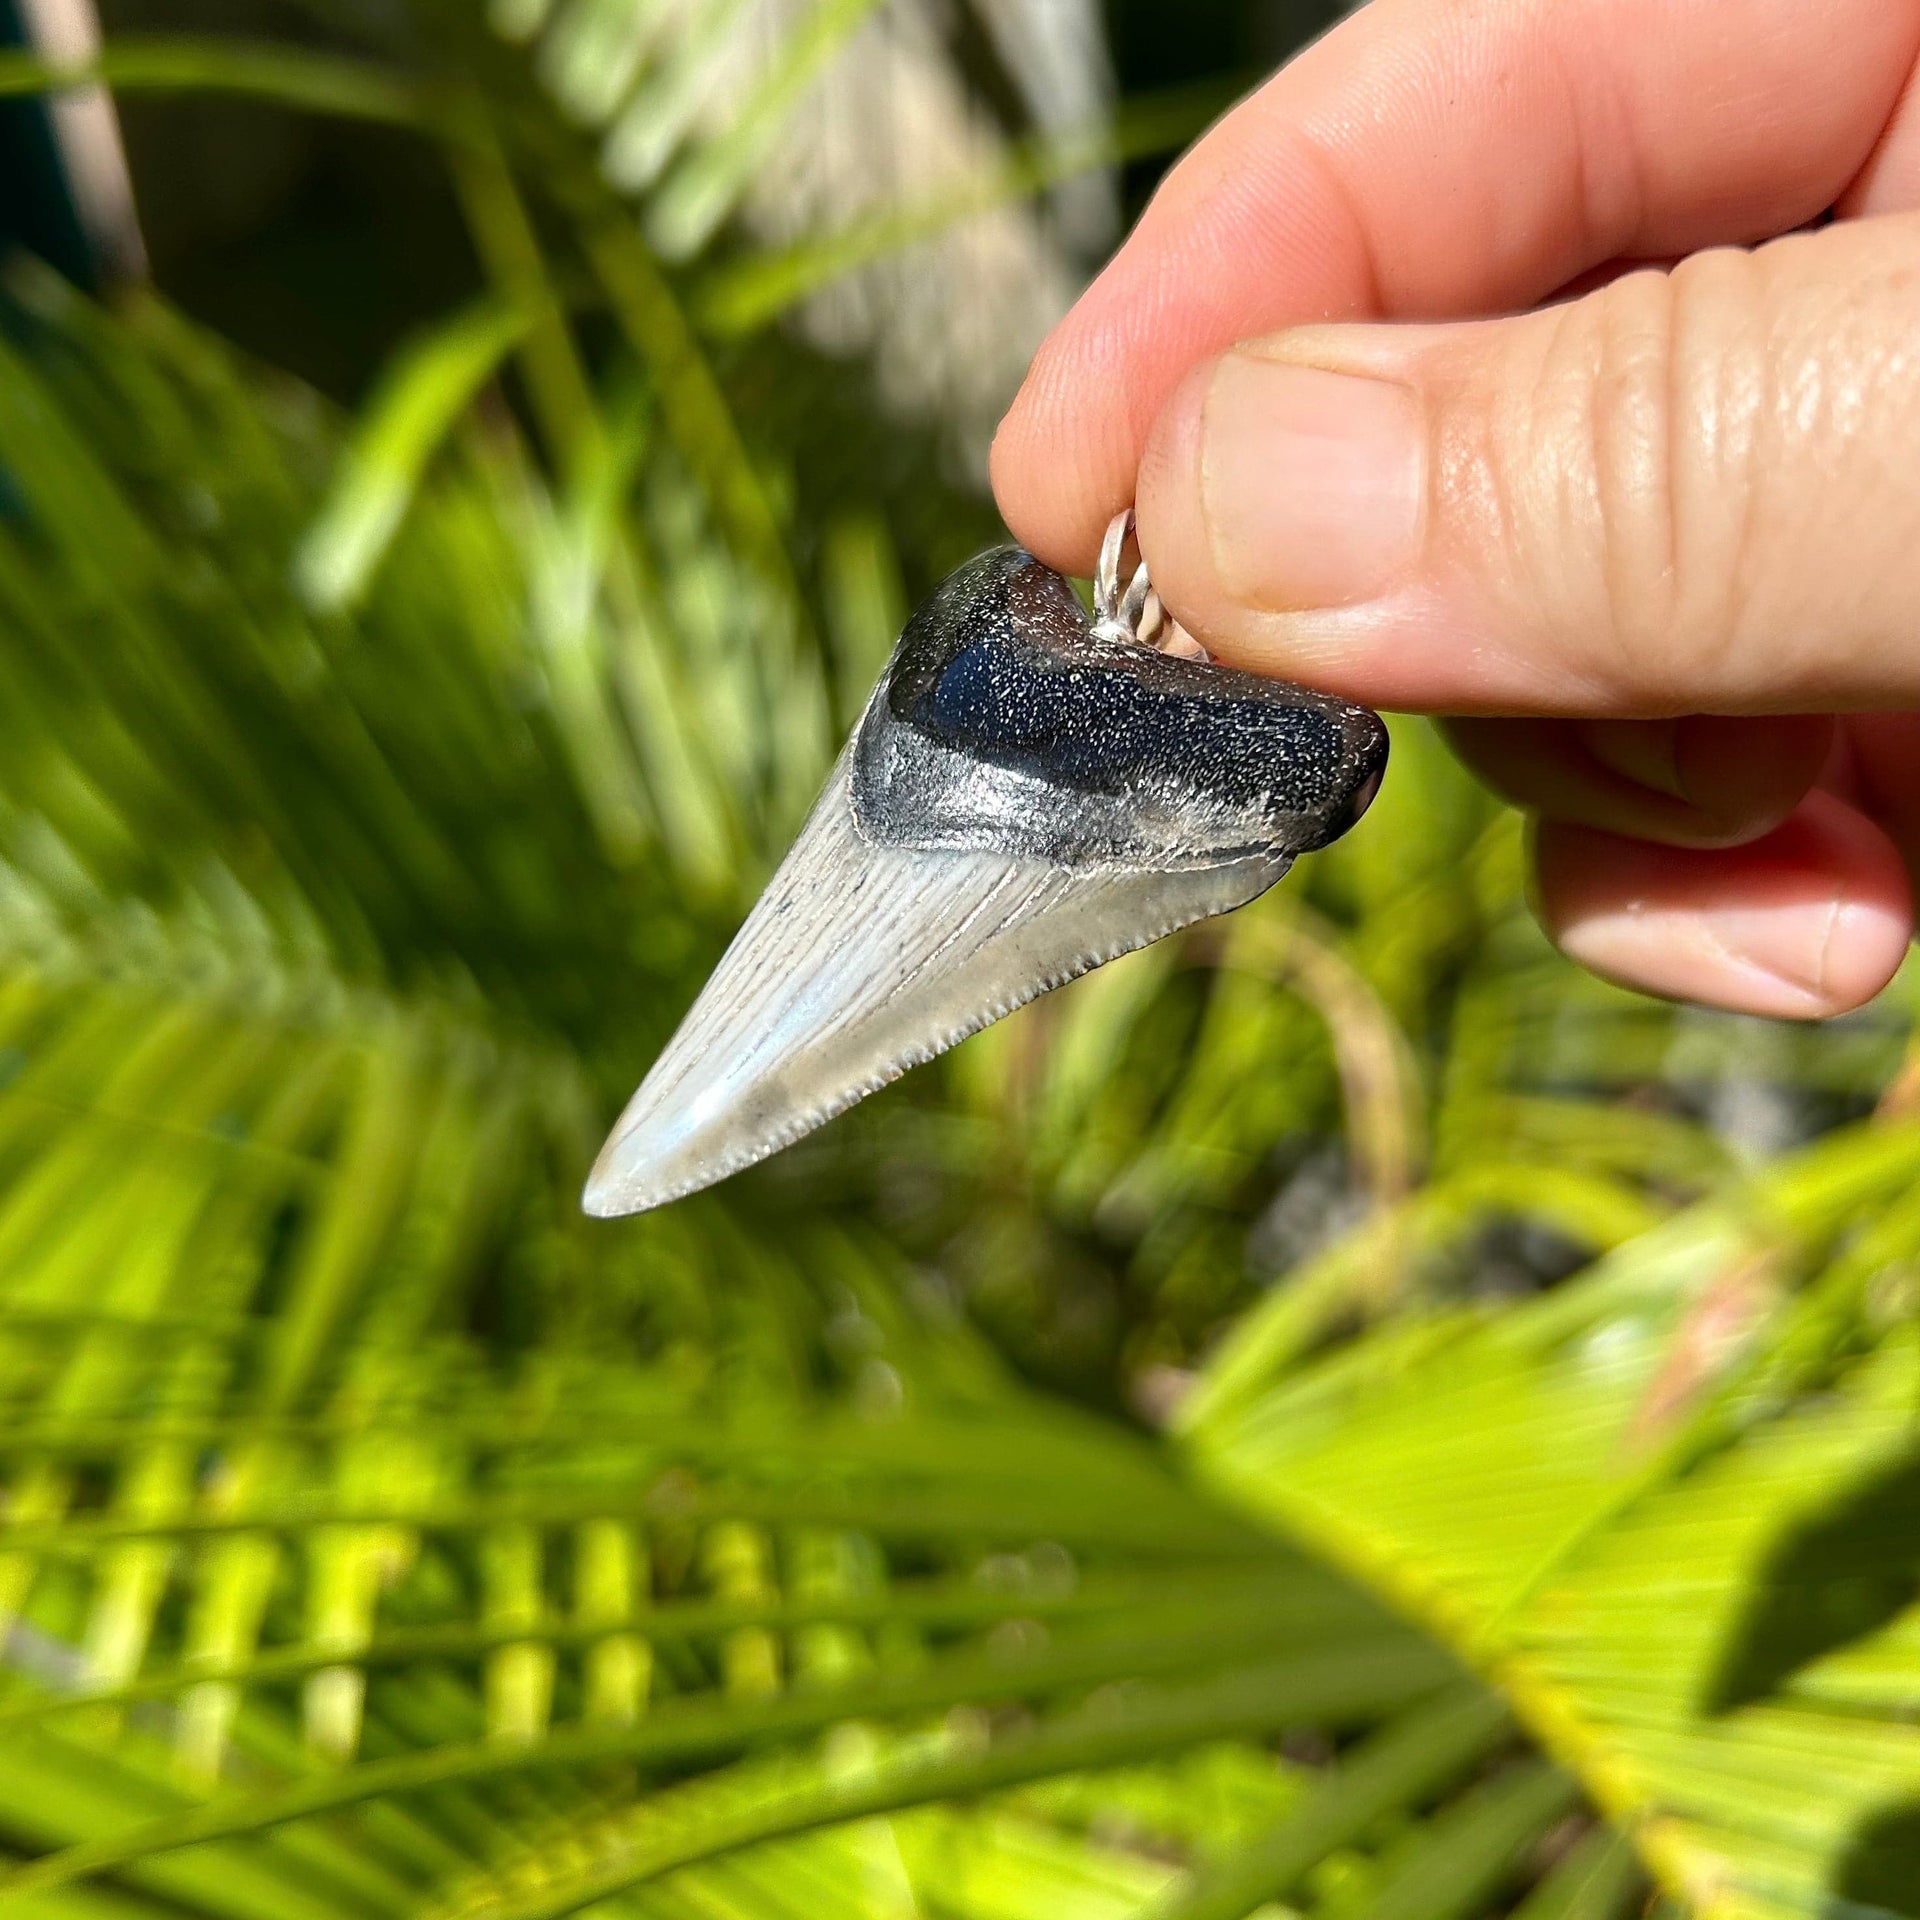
[
  {"left": 1290, "top": 711, "right": 1392, "bottom": 853},
  {"left": 852, "top": 547, "right": 1389, "bottom": 870}
]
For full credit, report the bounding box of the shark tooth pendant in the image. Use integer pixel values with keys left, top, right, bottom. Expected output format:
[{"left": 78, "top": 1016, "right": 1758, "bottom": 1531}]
[{"left": 584, "top": 512, "right": 1388, "bottom": 1217}]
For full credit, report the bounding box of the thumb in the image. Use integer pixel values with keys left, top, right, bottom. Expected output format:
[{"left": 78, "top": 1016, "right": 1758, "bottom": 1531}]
[{"left": 1134, "top": 213, "right": 1920, "bottom": 715}]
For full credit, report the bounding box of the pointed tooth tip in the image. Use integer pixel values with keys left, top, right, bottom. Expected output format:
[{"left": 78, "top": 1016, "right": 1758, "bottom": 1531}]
[
  {"left": 582, "top": 1086, "right": 825, "bottom": 1218},
  {"left": 579, "top": 1166, "right": 693, "bottom": 1220},
  {"left": 580, "top": 1131, "right": 708, "bottom": 1219},
  {"left": 579, "top": 1125, "right": 681, "bottom": 1219},
  {"left": 579, "top": 1171, "right": 632, "bottom": 1219}
]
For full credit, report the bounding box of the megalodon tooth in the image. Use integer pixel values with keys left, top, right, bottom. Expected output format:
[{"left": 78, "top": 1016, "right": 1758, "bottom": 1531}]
[{"left": 584, "top": 535, "right": 1387, "bottom": 1218}]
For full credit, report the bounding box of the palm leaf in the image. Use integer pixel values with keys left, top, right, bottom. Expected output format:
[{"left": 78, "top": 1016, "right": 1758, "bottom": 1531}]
[{"left": 1186, "top": 1115, "right": 1920, "bottom": 1918}]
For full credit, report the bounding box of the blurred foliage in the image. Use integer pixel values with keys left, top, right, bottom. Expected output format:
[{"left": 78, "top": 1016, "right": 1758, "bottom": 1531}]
[{"left": 0, "top": 4, "right": 1914, "bottom": 1919}]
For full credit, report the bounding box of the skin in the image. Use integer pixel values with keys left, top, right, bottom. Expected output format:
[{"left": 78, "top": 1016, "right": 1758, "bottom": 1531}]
[{"left": 990, "top": 0, "right": 1920, "bottom": 1019}]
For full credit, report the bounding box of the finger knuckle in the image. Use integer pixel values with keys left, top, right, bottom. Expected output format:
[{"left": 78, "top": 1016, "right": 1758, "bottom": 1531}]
[
  {"left": 1581, "top": 270, "right": 1694, "bottom": 680},
  {"left": 1463, "top": 260, "right": 1760, "bottom": 701}
]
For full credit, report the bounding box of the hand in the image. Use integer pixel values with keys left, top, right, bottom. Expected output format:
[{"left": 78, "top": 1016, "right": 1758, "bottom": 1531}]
[{"left": 991, "top": 0, "right": 1920, "bottom": 1019}]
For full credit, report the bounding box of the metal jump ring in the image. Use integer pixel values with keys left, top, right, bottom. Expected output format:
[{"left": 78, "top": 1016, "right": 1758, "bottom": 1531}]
[
  {"left": 1092, "top": 507, "right": 1162, "bottom": 646},
  {"left": 1092, "top": 506, "right": 1201, "bottom": 656}
]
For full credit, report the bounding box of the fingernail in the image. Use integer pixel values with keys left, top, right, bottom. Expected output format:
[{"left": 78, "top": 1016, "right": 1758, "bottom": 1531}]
[
  {"left": 1200, "top": 356, "right": 1425, "bottom": 611},
  {"left": 1557, "top": 894, "right": 1851, "bottom": 1018}
]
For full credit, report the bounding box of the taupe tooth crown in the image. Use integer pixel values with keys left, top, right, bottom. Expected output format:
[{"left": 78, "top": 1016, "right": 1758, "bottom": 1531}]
[{"left": 584, "top": 547, "right": 1388, "bottom": 1218}]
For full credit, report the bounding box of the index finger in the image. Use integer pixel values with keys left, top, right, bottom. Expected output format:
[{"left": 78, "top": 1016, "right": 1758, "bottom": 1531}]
[{"left": 991, "top": 0, "right": 1920, "bottom": 572}]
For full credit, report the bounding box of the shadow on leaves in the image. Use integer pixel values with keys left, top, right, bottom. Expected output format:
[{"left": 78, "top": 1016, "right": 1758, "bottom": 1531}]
[
  {"left": 1701, "top": 1451, "right": 1920, "bottom": 1714},
  {"left": 1835, "top": 1802, "right": 1920, "bottom": 1919}
]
